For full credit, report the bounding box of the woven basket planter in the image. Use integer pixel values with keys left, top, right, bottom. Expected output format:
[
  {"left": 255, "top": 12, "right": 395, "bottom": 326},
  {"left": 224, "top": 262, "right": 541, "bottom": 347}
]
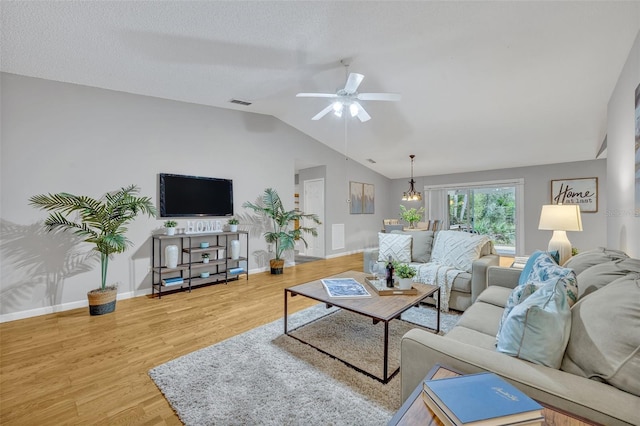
[
  {"left": 87, "top": 287, "right": 117, "bottom": 316},
  {"left": 270, "top": 259, "right": 285, "bottom": 275}
]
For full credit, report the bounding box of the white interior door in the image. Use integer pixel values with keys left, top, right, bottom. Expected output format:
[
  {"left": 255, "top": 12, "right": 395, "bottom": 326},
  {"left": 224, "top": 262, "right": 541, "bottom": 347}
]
[{"left": 302, "top": 178, "right": 325, "bottom": 257}]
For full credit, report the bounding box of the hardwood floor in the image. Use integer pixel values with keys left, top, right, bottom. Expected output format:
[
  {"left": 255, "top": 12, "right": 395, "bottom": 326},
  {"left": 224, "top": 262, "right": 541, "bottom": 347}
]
[{"left": 0, "top": 254, "right": 363, "bottom": 425}]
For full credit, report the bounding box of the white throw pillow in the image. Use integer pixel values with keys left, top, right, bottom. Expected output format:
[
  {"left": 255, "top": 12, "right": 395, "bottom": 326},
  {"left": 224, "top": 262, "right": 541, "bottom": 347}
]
[
  {"left": 378, "top": 232, "right": 412, "bottom": 263},
  {"left": 430, "top": 231, "right": 492, "bottom": 273}
]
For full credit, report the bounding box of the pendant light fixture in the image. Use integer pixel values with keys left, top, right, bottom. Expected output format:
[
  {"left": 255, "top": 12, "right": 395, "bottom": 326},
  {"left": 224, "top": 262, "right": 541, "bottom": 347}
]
[{"left": 402, "top": 154, "right": 422, "bottom": 201}]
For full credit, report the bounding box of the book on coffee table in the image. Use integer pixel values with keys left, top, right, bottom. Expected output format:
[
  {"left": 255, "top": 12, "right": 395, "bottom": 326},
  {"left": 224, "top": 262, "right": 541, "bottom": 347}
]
[
  {"left": 321, "top": 278, "right": 371, "bottom": 298},
  {"left": 422, "top": 372, "right": 543, "bottom": 425}
]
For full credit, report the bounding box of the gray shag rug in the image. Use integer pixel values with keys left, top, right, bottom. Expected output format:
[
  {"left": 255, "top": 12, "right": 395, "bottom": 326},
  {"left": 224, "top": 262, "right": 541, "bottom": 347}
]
[{"left": 149, "top": 304, "right": 460, "bottom": 425}]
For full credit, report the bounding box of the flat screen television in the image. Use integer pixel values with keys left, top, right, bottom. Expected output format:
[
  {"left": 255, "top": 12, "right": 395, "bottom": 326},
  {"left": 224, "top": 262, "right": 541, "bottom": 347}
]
[{"left": 159, "top": 173, "right": 233, "bottom": 217}]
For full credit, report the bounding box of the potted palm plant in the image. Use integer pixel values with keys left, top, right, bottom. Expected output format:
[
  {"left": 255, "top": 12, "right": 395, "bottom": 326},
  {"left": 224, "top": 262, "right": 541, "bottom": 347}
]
[
  {"left": 29, "top": 185, "right": 157, "bottom": 315},
  {"left": 243, "top": 188, "right": 321, "bottom": 274}
]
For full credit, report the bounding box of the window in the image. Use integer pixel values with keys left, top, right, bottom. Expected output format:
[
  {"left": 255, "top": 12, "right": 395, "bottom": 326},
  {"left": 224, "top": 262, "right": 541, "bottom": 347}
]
[{"left": 424, "top": 179, "right": 524, "bottom": 255}]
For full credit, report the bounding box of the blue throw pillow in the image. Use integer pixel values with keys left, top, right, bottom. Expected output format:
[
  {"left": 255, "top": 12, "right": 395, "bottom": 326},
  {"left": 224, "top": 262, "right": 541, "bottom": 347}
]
[
  {"left": 496, "top": 278, "right": 572, "bottom": 368},
  {"left": 518, "top": 250, "right": 559, "bottom": 285}
]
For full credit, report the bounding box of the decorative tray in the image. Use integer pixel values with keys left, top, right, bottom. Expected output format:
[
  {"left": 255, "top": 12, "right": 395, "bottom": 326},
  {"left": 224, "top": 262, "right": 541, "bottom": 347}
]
[{"left": 364, "top": 277, "right": 418, "bottom": 296}]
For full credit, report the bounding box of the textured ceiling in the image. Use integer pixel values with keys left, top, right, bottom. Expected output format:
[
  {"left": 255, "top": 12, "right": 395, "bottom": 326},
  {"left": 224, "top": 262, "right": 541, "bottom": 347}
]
[{"left": 2, "top": 1, "right": 639, "bottom": 178}]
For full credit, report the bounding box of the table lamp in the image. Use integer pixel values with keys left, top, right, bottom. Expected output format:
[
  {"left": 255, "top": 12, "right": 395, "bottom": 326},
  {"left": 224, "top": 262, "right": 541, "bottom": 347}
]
[{"left": 538, "top": 204, "right": 583, "bottom": 265}]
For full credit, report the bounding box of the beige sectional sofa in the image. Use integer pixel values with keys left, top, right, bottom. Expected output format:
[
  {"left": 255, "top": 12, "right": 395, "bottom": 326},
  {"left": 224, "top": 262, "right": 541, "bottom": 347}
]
[
  {"left": 400, "top": 249, "right": 640, "bottom": 426},
  {"left": 364, "top": 230, "right": 499, "bottom": 311}
]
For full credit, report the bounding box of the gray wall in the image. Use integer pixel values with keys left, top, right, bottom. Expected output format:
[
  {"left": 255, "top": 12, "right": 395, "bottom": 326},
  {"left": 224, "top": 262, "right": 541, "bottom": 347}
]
[
  {"left": 390, "top": 159, "right": 608, "bottom": 255},
  {"left": 607, "top": 30, "right": 640, "bottom": 257},
  {"left": 0, "top": 73, "right": 391, "bottom": 319}
]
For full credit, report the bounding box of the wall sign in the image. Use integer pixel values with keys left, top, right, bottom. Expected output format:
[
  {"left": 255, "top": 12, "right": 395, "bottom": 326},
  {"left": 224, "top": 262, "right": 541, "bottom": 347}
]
[{"left": 551, "top": 177, "right": 598, "bottom": 213}]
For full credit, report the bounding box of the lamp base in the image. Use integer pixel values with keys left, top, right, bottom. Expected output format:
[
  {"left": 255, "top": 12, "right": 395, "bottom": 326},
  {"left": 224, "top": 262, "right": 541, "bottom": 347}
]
[{"left": 548, "top": 230, "right": 572, "bottom": 266}]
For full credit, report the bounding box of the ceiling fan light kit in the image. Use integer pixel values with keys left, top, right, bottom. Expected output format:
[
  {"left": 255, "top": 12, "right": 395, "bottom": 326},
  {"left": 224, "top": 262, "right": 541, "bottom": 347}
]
[
  {"left": 402, "top": 155, "right": 422, "bottom": 201},
  {"left": 296, "top": 65, "right": 400, "bottom": 122}
]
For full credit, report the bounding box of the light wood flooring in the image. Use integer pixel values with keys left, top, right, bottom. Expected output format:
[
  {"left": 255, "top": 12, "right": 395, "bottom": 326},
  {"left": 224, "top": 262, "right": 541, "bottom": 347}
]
[{"left": 0, "top": 253, "right": 363, "bottom": 425}]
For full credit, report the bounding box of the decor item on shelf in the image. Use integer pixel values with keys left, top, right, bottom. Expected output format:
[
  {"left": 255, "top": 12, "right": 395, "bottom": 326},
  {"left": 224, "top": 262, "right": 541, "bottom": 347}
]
[
  {"left": 29, "top": 185, "right": 156, "bottom": 315},
  {"left": 538, "top": 204, "right": 583, "bottom": 265},
  {"left": 228, "top": 217, "right": 239, "bottom": 232},
  {"left": 230, "top": 240, "right": 240, "bottom": 260},
  {"left": 402, "top": 154, "right": 422, "bottom": 201},
  {"left": 200, "top": 242, "right": 209, "bottom": 248},
  {"left": 164, "top": 220, "right": 177, "bottom": 236},
  {"left": 243, "top": 188, "right": 321, "bottom": 274},
  {"left": 201, "top": 253, "right": 210, "bottom": 264},
  {"left": 399, "top": 205, "right": 425, "bottom": 228},
  {"left": 200, "top": 271, "right": 209, "bottom": 278},
  {"left": 165, "top": 245, "right": 179, "bottom": 269},
  {"left": 394, "top": 262, "right": 416, "bottom": 289}
]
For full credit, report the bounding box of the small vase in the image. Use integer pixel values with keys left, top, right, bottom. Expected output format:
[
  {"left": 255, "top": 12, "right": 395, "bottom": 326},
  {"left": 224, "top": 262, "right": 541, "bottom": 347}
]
[
  {"left": 202, "top": 257, "right": 209, "bottom": 264},
  {"left": 166, "top": 227, "right": 176, "bottom": 236},
  {"left": 229, "top": 224, "right": 238, "bottom": 232},
  {"left": 230, "top": 240, "right": 240, "bottom": 260},
  {"left": 165, "top": 244, "right": 179, "bottom": 269}
]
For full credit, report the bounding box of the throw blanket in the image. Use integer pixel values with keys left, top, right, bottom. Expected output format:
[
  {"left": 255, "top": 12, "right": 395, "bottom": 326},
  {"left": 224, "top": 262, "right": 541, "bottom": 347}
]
[
  {"left": 415, "top": 263, "right": 464, "bottom": 312},
  {"left": 415, "top": 231, "right": 494, "bottom": 312}
]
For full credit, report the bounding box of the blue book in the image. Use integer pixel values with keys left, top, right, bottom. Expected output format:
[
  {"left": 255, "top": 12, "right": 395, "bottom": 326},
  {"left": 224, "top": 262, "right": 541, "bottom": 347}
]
[
  {"left": 228, "top": 267, "right": 244, "bottom": 275},
  {"left": 162, "top": 277, "right": 184, "bottom": 286},
  {"left": 422, "top": 372, "right": 543, "bottom": 425}
]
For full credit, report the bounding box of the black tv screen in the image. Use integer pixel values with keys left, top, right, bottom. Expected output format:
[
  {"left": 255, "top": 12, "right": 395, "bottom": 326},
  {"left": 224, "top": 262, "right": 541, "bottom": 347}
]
[{"left": 159, "top": 173, "right": 233, "bottom": 217}]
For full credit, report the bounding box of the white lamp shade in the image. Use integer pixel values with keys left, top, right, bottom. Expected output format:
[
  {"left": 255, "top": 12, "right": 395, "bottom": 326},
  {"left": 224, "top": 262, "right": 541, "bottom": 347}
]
[
  {"left": 538, "top": 204, "right": 583, "bottom": 231},
  {"left": 538, "top": 204, "right": 583, "bottom": 265}
]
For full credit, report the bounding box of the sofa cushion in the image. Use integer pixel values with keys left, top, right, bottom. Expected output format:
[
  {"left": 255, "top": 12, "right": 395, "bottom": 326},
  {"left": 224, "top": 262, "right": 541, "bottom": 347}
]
[
  {"left": 496, "top": 282, "right": 542, "bottom": 341},
  {"left": 475, "top": 286, "right": 513, "bottom": 308},
  {"left": 518, "top": 250, "right": 557, "bottom": 285},
  {"left": 561, "top": 274, "right": 640, "bottom": 397},
  {"left": 496, "top": 278, "right": 572, "bottom": 368},
  {"left": 377, "top": 232, "right": 412, "bottom": 263},
  {"left": 576, "top": 258, "right": 640, "bottom": 299},
  {"left": 562, "top": 247, "right": 629, "bottom": 274},
  {"left": 431, "top": 231, "right": 492, "bottom": 273},
  {"left": 392, "top": 230, "right": 434, "bottom": 263}
]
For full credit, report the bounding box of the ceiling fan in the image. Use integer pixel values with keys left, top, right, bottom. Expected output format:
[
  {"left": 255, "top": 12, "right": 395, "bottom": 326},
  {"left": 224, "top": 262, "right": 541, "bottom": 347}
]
[{"left": 296, "top": 66, "right": 401, "bottom": 122}]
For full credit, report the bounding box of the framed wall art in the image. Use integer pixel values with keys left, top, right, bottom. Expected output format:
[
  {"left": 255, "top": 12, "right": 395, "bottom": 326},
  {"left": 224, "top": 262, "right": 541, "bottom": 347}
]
[
  {"left": 349, "top": 181, "right": 375, "bottom": 214},
  {"left": 550, "top": 177, "right": 598, "bottom": 213}
]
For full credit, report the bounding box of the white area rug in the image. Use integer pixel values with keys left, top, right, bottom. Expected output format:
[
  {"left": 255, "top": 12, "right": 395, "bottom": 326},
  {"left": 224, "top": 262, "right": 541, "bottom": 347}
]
[{"left": 149, "top": 304, "right": 460, "bottom": 425}]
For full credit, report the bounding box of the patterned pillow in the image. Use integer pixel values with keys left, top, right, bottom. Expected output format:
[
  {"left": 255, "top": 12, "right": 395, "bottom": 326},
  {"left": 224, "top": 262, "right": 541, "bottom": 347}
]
[
  {"left": 495, "top": 283, "right": 542, "bottom": 342},
  {"left": 497, "top": 278, "right": 572, "bottom": 369},
  {"left": 430, "top": 231, "right": 492, "bottom": 273},
  {"left": 377, "top": 232, "right": 412, "bottom": 263},
  {"left": 521, "top": 251, "right": 579, "bottom": 307}
]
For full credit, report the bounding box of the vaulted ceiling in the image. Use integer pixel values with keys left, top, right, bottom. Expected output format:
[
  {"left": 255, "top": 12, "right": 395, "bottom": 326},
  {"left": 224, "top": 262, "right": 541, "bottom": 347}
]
[{"left": 2, "top": 1, "right": 638, "bottom": 178}]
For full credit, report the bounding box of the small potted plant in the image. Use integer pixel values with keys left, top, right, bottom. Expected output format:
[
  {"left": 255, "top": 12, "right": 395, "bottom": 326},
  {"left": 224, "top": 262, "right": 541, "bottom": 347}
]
[
  {"left": 202, "top": 253, "right": 210, "bottom": 264},
  {"left": 228, "top": 217, "right": 239, "bottom": 232},
  {"left": 394, "top": 262, "right": 416, "bottom": 290},
  {"left": 164, "top": 220, "right": 177, "bottom": 236},
  {"left": 399, "top": 205, "right": 425, "bottom": 228}
]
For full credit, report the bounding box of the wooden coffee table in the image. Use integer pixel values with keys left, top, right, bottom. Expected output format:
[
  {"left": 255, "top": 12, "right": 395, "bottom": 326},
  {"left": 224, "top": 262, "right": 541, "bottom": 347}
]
[
  {"left": 284, "top": 270, "right": 440, "bottom": 383},
  {"left": 388, "top": 364, "right": 601, "bottom": 425}
]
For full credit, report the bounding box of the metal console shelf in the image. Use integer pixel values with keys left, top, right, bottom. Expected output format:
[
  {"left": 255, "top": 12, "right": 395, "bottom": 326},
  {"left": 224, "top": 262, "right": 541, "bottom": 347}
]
[{"left": 151, "top": 231, "right": 249, "bottom": 298}]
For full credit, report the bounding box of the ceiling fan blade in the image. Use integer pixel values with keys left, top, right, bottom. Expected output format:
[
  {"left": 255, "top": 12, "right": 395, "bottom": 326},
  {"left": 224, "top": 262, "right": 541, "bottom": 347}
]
[
  {"left": 311, "top": 104, "right": 334, "bottom": 120},
  {"left": 354, "top": 102, "right": 371, "bottom": 122},
  {"left": 357, "top": 93, "right": 401, "bottom": 101},
  {"left": 297, "top": 93, "right": 338, "bottom": 98},
  {"left": 344, "top": 73, "right": 364, "bottom": 94}
]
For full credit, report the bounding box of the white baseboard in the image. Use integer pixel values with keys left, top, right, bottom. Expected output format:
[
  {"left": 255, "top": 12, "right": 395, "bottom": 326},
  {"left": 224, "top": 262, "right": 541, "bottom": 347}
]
[{"left": 0, "top": 257, "right": 356, "bottom": 323}]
